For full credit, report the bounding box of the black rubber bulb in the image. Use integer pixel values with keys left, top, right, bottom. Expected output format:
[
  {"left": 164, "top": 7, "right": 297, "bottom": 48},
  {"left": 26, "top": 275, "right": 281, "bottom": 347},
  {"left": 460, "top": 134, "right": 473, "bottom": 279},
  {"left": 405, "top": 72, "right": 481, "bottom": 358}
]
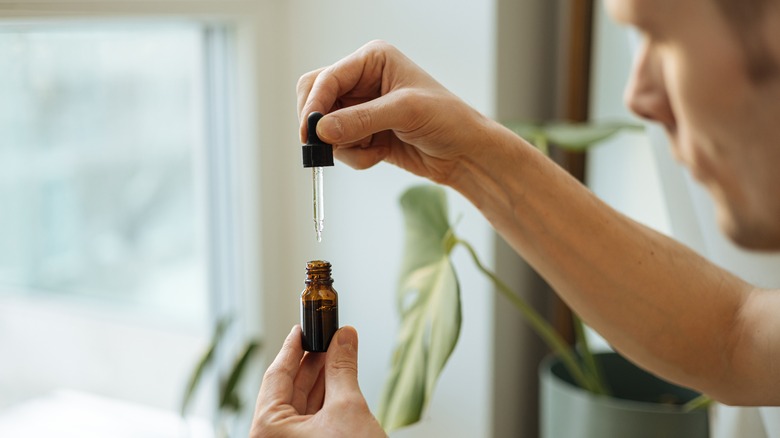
[{"left": 302, "top": 112, "right": 334, "bottom": 168}]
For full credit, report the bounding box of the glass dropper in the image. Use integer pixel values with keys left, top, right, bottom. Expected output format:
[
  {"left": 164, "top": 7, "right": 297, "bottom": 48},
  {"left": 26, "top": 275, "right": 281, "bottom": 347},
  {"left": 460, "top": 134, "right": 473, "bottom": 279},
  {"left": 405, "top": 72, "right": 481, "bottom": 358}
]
[
  {"left": 312, "top": 166, "right": 324, "bottom": 241},
  {"left": 302, "top": 112, "right": 334, "bottom": 242}
]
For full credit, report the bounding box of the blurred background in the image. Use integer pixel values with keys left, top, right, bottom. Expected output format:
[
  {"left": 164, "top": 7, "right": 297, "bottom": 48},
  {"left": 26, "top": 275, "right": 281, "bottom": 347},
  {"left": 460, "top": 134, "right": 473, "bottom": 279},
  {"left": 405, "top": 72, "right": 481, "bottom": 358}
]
[{"left": 1, "top": 0, "right": 735, "bottom": 437}]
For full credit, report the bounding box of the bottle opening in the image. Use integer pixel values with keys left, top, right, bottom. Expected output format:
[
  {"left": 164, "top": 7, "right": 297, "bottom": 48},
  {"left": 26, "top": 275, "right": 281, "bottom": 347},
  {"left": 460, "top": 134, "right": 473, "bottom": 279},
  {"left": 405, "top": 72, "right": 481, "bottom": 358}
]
[{"left": 305, "top": 260, "right": 333, "bottom": 283}]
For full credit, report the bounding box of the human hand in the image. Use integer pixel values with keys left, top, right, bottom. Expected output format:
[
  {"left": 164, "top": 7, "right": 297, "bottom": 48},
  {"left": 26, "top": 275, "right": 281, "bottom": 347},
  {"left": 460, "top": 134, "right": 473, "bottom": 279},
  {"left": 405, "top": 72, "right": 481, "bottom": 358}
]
[
  {"left": 250, "top": 325, "right": 386, "bottom": 438},
  {"left": 297, "top": 40, "right": 493, "bottom": 186}
]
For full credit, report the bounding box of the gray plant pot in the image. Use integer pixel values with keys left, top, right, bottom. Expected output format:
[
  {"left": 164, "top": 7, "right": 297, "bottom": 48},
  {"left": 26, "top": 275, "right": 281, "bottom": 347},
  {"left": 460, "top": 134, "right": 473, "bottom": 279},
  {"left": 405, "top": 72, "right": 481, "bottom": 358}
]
[{"left": 540, "top": 352, "right": 709, "bottom": 438}]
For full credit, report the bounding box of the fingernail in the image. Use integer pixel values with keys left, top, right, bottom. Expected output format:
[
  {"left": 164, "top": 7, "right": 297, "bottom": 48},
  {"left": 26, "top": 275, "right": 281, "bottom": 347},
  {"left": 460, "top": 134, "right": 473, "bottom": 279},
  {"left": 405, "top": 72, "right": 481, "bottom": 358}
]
[
  {"left": 337, "top": 326, "right": 357, "bottom": 348},
  {"left": 318, "top": 115, "right": 342, "bottom": 141}
]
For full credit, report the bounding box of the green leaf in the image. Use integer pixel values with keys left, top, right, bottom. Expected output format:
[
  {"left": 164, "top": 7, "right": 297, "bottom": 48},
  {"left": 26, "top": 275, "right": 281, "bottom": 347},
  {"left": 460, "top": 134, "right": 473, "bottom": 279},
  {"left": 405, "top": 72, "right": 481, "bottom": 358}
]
[
  {"left": 503, "top": 120, "right": 643, "bottom": 152},
  {"left": 503, "top": 121, "right": 541, "bottom": 141},
  {"left": 543, "top": 121, "right": 643, "bottom": 151},
  {"left": 180, "top": 317, "right": 233, "bottom": 417},
  {"left": 219, "top": 340, "right": 262, "bottom": 412},
  {"left": 377, "top": 185, "right": 462, "bottom": 431}
]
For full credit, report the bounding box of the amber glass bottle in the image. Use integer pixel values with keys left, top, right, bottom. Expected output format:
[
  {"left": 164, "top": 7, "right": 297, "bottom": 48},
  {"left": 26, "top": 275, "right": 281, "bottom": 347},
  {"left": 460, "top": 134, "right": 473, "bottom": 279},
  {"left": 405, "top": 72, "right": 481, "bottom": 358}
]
[{"left": 301, "top": 260, "right": 339, "bottom": 352}]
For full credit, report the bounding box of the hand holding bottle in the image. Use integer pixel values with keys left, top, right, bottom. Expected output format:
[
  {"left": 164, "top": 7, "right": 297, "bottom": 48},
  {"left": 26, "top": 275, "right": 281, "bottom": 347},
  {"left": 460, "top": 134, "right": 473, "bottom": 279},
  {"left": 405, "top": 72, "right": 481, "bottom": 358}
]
[
  {"left": 297, "top": 40, "right": 500, "bottom": 187},
  {"left": 250, "top": 325, "right": 386, "bottom": 438}
]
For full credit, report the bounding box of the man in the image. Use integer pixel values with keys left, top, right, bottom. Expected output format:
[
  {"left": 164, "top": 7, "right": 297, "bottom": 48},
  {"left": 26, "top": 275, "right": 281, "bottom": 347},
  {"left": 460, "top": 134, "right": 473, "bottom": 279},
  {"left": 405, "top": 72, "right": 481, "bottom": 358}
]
[{"left": 251, "top": 0, "right": 780, "bottom": 435}]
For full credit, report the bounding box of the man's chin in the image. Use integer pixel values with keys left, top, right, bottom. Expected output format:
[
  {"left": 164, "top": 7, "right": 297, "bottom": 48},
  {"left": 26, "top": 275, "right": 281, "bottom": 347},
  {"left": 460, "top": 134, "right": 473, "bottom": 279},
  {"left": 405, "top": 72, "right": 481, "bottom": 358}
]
[{"left": 718, "top": 210, "right": 780, "bottom": 252}]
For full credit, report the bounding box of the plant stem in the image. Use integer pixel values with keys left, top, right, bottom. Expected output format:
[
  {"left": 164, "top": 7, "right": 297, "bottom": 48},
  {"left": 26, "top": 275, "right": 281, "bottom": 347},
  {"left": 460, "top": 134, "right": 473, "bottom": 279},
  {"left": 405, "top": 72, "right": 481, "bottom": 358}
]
[
  {"left": 682, "top": 394, "right": 713, "bottom": 412},
  {"left": 572, "top": 315, "right": 610, "bottom": 395},
  {"left": 535, "top": 132, "right": 549, "bottom": 156},
  {"left": 454, "top": 238, "right": 601, "bottom": 393}
]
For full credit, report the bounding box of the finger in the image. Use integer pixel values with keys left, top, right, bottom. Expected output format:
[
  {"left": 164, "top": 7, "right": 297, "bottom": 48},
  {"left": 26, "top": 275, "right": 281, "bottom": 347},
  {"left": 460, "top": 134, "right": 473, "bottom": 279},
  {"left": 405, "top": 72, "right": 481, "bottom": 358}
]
[
  {"left": 322, "top": 326, "right": 362, "bottom": 405},
  {"left": 334, "top": 144, "right": 390, "bottom": 170},
  {"left": 300, "top": 41, "right": 415, "bottom": 144},
  {"left": 299, "top": 40, "right": 391, "bottom": 121},
  {"left": 297, "top": 67, "right": 327, "bottom": 142},
  {"left": 305, "top": 367, "right": 326, "bottom": 415},
  {"left": 256, "top": 325, "right": 305, "bottom": 408},
  {"left": 315, "top": 92, "right": 417, "bottom": 146},
  {"left": 291, "top": 351, "right": 326, "bottom": 414}
]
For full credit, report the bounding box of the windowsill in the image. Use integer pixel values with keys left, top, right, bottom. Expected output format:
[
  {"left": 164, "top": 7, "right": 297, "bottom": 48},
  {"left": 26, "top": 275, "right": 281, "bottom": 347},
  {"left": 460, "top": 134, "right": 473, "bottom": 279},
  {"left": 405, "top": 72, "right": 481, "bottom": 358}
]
[
  {"left": 0, "top": 390, "right": 214, "bottom": 438},
  {"left": 0, "top": 293, "right": 213, "bottom": 414},
  {"left": 0, "top": 289, "right": 208, "bottom": 337}
]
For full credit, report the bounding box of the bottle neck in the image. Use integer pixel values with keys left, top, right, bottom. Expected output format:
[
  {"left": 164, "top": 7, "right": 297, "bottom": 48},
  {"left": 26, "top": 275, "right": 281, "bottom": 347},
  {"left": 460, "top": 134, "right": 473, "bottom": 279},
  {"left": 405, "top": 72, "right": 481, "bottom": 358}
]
[{"left": 305, "top": 260, "right": 333, "bottom": 285}]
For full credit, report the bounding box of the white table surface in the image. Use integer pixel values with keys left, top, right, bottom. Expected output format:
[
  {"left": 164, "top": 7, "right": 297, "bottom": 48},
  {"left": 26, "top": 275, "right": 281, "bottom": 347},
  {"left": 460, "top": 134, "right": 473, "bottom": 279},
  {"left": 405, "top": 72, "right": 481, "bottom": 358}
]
[{"left": 0, "top": 390, "right": 214, "bottom": 438}]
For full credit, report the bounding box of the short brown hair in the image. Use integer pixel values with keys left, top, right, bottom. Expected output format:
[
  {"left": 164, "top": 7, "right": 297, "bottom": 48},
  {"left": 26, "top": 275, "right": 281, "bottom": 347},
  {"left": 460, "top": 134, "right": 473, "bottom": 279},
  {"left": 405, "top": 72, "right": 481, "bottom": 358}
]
[{"left": 713, "top": 0, "right": 779, "bottom": 81}]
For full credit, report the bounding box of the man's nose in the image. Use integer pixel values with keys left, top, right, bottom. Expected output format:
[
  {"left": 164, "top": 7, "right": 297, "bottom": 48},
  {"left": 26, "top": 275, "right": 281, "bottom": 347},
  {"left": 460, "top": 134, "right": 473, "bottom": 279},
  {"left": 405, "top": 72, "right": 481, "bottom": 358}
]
[{"left": 624, "top": 44, "right": 675, "bottom": 128}]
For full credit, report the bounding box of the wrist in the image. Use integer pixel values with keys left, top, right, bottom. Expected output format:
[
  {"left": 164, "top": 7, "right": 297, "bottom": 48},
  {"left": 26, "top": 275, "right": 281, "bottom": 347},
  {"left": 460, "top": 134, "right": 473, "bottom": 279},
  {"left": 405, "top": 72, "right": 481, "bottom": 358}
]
[{"left": 446, "top": 116, "right": 541, "bottom": 228}]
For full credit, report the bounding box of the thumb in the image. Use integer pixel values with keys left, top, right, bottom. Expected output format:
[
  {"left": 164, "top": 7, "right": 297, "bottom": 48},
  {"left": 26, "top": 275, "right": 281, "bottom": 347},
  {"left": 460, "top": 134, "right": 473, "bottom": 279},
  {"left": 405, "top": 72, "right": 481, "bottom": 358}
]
[
  {"left": 316, "top": 96, "right": 406, "bottom": 145},
  {"left": 323, "top": 326, "right": 362, "bottom": 397}
]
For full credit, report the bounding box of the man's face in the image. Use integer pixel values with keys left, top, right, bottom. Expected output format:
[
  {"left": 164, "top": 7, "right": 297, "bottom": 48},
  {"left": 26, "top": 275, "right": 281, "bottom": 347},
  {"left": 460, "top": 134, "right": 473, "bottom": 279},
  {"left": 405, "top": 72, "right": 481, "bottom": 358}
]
[{"left": 606, "top": 0, "right": 780, "bottom": 249}]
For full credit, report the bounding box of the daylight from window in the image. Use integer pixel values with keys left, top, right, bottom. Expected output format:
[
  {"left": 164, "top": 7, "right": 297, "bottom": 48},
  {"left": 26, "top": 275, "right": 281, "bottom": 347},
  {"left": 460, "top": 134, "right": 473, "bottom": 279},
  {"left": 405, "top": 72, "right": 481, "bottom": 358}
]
[{"left": 0, "top": 24, "right": 208, "bottom": 321}]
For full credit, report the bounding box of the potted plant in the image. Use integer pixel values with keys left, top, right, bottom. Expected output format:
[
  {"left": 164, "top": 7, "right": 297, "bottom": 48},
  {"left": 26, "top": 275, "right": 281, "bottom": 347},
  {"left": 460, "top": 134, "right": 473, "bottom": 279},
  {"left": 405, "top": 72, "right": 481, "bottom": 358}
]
[
  {"left": 376, "top": 122, "right": 711, "bottom": 437},
  {"left": 180, "top": 317, "right": 261, "bottom": 438}
]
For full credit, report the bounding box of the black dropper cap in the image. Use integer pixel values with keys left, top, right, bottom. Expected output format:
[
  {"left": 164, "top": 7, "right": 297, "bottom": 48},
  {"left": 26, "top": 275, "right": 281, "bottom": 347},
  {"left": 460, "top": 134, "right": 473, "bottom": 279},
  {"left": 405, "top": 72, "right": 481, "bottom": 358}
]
[{"left": 302, "top": 112, "right": 334, "bottom": 168}]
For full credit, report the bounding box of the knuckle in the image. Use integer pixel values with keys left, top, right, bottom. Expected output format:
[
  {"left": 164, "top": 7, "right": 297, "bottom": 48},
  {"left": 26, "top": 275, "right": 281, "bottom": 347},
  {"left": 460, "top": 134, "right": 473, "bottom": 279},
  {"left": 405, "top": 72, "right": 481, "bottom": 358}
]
[
  {"left": 362, "top": 39, "right": 399, "bottom": 60},
  {"left": 249, "top": 419, "right": 270, "bottom": 438},
  {"left": 333, "top": 148, "right": 369, "bottom": 171},
  {"left": 329, "top": 357, "right": 358, "bottom": 375},
  {"left": 261, "top": 367, "right": 276, "bottom": 385},
  {"left": 262, "top": 364, "right": 274, "bottom": 379},
  {"left": 262, "top": 363, "right": 286, "bottom": 383},
  {"left": 249, "top": 410, "right": 285, "bottom": 438},
  {"left": 393, "top": 88, "right": 419, "bottom": 108},
  {"left": 296, "top": 69, "right": 320, "bottom": 93},
  {"left": 353, "top": 108, "right": 374, "bottom": 132},
  {"left": 364, "top": 39, "right": 391, "bottom": 51},
  {"left": 331, "top": 393, "right": 370, "bottom": 414},
  {"left": 393, "top": 88, "right": 426, "bottom": 127}
]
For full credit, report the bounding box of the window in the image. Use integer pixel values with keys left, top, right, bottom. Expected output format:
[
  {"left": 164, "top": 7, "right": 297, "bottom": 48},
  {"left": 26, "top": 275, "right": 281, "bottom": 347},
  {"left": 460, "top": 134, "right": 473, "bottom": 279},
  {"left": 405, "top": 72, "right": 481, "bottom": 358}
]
[
  {"left": 0, "top": 19, "right": 254, "bottom": 431},
  {"left": 0, "top": 24, "right": 208, "bottom": 321},
  {"left": 0, "top": 0, "right": 286, "bottom": 433}
]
